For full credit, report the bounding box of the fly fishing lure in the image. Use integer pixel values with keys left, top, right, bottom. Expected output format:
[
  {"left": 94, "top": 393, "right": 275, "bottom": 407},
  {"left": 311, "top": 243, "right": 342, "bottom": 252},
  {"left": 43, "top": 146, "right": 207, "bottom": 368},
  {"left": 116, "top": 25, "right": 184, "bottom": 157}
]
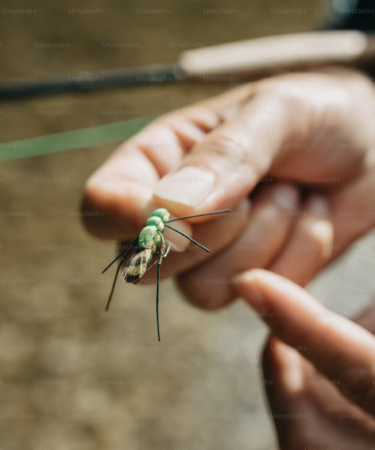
[{"left": 102, "top": 208, "right": 231, "bottom": 341}]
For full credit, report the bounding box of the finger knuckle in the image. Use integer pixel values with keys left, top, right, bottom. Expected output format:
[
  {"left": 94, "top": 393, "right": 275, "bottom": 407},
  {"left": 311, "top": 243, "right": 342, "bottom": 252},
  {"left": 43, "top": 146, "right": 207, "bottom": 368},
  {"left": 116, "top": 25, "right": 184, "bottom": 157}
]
[
  {"left": 257, "top": 81, "right": 305, "bottom": 107},
  {"left": 181, "top": 106, "right": 220, "bottom": 130},
  {"left": 177, "top": 274, "right": 230, "bottom": 310},
  {"left": 203, "top": 131, "right": 250, "bottom": 171},
  {"left": 286, "top": 435, "right": 311, "bottom": 450},
  {"left": 338, "top": 365, "right": 375, "bottom": 406}
]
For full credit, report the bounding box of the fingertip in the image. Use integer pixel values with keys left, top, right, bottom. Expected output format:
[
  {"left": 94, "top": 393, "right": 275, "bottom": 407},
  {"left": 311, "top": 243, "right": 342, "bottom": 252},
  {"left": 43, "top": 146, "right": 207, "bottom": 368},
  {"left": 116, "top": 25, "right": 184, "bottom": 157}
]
[
  {"left": 234, "top": 269, "right": 314, "bottom": 320},
  {"left": 233, "top": 269, "right": 271, "bottom": 315},
  {"left": 233, "top": 268, "right": 275, "bottom": 295},
  {"left": 263, "top": 337, "right": 305, "bottom": 393}
]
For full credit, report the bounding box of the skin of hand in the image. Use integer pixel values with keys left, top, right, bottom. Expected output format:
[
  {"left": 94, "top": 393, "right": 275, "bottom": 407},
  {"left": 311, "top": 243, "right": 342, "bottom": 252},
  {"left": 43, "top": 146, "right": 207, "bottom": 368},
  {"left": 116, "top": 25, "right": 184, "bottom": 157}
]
[
  {"left": 82, "top": 68, "right": 375, "bottom": 309},
  {"left": 234, "top": 269, "right": 375, "bottom": 449}
]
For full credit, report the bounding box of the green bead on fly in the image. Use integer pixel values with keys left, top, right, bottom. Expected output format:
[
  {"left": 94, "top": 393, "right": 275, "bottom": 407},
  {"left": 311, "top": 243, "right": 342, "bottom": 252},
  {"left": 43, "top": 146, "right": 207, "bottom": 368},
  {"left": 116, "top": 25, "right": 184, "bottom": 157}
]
[{"left": 102, "top": 207, "right": 231, "bottom": 341}]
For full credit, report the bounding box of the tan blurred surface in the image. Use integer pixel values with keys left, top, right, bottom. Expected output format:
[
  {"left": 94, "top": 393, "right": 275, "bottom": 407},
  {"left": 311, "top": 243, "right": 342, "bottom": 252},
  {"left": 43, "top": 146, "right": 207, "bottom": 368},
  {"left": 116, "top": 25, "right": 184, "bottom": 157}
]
[{"left": 1, "top": 1, "right": 375, "bottom": 449}]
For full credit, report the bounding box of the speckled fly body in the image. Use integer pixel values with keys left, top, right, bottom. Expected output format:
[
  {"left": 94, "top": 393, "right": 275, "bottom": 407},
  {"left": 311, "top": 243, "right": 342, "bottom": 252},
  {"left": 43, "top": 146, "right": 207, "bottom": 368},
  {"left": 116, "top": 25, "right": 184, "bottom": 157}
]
[{"left": 102, "top": 208, "right": 230, "bottom": 341}]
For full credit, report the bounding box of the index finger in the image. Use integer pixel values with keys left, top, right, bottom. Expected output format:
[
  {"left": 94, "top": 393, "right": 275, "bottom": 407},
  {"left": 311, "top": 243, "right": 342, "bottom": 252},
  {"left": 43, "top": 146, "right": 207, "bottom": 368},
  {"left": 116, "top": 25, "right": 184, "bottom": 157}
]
[
  {"left": 234, "top": 269, "right": 375, "bottom": 415},
  {"left": 81, "top": 86, "right": 254, "bottom": 243}
]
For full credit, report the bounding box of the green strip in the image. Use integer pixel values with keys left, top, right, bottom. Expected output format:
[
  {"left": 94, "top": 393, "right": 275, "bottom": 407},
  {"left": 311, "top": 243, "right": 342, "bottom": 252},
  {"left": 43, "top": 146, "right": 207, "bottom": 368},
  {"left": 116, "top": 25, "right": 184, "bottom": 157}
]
[{"left": 0, "top": 115, "right": 156, "bottom": 162}]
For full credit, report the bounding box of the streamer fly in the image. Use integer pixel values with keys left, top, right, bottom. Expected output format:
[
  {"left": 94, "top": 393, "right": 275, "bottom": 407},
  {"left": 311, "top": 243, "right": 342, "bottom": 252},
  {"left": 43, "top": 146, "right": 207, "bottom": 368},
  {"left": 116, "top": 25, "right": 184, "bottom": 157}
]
[{"left": 102, "top": 208, "right": 231, "bottom": 341}]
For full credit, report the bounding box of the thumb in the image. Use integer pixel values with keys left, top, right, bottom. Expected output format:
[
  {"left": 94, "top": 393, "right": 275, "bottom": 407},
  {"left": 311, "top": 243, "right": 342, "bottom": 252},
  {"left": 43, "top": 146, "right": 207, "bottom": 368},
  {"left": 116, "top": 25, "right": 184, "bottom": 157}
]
[{"left": 152, "top": 89, "right": 311, "bottom": 218}]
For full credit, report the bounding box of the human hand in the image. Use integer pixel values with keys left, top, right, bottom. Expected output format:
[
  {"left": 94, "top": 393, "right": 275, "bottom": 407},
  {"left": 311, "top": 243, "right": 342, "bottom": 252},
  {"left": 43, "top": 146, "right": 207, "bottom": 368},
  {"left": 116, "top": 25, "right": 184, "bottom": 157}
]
[
  {"left": 82, "top": 69, "right": 375, "bottom": 308},
  {"left": 235, "top": 269, "right": 375, "bottom": 449}
]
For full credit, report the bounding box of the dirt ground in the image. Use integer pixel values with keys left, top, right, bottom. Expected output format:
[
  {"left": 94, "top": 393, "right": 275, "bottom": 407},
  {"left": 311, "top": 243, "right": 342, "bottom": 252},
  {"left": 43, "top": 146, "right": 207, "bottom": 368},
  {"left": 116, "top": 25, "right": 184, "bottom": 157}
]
[{"left": 1, "top": 1, "right": 375, "bottom": 449}]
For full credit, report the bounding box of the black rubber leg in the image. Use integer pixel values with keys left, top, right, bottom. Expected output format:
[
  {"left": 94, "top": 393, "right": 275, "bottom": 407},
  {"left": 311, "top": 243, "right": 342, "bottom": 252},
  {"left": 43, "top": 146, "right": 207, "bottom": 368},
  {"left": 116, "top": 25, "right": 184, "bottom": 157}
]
[
  {"left": 102, "top": 237, "right": 138, "bottom": 274},
  {"left": 104, "top": 244, "right": 137, "bottom": 311}
]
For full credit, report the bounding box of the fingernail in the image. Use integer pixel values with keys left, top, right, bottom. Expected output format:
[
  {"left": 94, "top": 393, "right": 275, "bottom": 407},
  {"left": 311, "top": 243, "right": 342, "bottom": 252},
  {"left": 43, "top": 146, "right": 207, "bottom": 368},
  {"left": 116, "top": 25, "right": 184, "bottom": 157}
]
[
  {"left": 306, "top": 195, "right": 330, "bottom": 216},
  {"left": 153, "top": 166, "right": 216, "bottom": 207},
  {"left": 280, "top": 346, "right": 304, "bottom": 392},
  {"left": 163, "top": 219, "right": 192, "bottom": 252},
  {"left": 272, "top": 184, "right": 299, "bottom": 210}
]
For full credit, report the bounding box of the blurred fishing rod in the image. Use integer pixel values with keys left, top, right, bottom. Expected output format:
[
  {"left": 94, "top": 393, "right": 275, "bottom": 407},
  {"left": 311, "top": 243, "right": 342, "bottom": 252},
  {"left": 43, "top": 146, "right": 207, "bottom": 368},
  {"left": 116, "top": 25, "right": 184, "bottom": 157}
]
[{"left": 1, "top": 30, "right": 375, "bottom": 100}]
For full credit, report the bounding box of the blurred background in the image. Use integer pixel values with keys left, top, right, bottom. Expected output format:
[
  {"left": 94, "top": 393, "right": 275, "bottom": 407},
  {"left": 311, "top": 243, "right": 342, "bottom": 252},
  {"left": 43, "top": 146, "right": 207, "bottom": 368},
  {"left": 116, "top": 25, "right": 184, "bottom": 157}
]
[{"left": 1, "top": 0, "right": 375, "bottom": 449}]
